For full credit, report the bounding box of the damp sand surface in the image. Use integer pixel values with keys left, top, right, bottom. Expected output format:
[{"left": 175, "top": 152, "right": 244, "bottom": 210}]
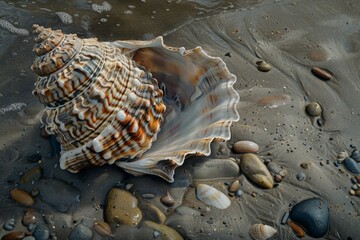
[{"left": 1, "top": 0, "right": 360, "bottom": 239}]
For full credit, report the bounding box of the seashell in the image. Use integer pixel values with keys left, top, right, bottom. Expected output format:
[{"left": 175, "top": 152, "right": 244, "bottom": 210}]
[
  {"left": 196, "top": 183, "right": 231, "bottom": 209},
  {"left": 336, "top": 150, "right": 348, "bottom": 163},
  {"left": 249, "top": 223, "right": 277, "bottom": 240},
  {"left": 30, "top": 25, "right": 239, "bottom": 182},
  {"left": 311, "top": 67, "right": 333, "bottom": 80},
  {"left": 305, "top": 102, "right": 322, "bottom": 117}
]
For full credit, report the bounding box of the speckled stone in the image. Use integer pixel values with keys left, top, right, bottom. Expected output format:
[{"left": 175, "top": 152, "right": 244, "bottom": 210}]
[{"left": 105, "top": 188, "right": 142, "bottom": 226}]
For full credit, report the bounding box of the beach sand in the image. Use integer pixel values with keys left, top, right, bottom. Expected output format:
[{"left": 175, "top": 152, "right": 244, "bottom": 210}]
[{"left": 0, "top": 0, "right": 359, "bottom": 239}]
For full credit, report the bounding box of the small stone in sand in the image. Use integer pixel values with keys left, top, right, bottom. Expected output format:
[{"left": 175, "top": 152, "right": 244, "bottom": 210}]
[
  {"left": 143, "top": 221, "right": 183, "bottom": 240},
  {"left": 1, "top": 231, "right": 28, "bottom": 240},
  {"left": 228, "top": 180, "right": 240, "bottom": 192},
  {"left": 93, "top": 221, "right": 112, "bottom": 237},
  {"left": 69, "top": 224, "right": 93, "bottom": 240},
  {"left": 311, "top": 67, "right": 333, "bottom": 81},
  {"left": 233, "top": 140, "right": 259, "bottom": 153},
  {"left": 305, "top": 102, "right": 322, "bottom": 117},
  {"left": 3, "top": 218, "right": 15, "bottom": 231},
  {"left": 256, "top": 60, "right": 272, "bottom": 72},
  {"left": 160, "top": 191, "right": 175, "bottom": 207},
  {"left": 20, "top": 166, "right": 42, "bottom": 183},
  {"left": 300, "top": 162, "right": 312, "bottom": 169},
  {"left": 32, "top": 224, "right": 50, "bottom": 240},
  {"left": 9, "top": 188, "right": 35, "bottom": 207},
  {"left": 296, "top": 173, "right": 306, "bottom": 181}
]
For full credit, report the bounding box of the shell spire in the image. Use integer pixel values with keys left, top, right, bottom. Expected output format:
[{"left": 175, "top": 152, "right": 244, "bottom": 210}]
[{"left": 31, "top": 25, "right": 239, "bottom": 182}]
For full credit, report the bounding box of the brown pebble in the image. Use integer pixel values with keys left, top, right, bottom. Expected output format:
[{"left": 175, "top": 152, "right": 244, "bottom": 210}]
[
  {"left": 300, "top": 162, "right": 312, "bottom": 169},
  {"left": 305, "top": 102, "right": 322, "bottom": 117},
  {"left": 311, "top": 67, "right": 333, "bottom": 80},
  {"left": 256, "top": 60, "right": 272, "bottom": 72},
  {"left": 278, "top": 169, "right": 288, "bottom": 178},
  {"left": 20, "top": 166, "right": 42, "bottom": 184},
  {"left": 9, "top": 188, "right": 34, "bottom": 207},
  {"left": 1, "top": 231, "right": 29, "bottom": 240},
  {"left": 93, "top": 220, "right": 112, "bottom": 237},
  {"left": 355, "top": 176, "right": 360, "bottom": 182},
  {"left": 228, "top": 180, "right": 240, "bottom": 193},
  {"left": 288, "top": 220, "right": 305, "bottom": 238},
  {"left": 22, "top": 209, "right": 38, "bottom": 225},
  {"left": 233, "top": 140, "right": 259, "bottom": 153},
  {"left": 160, "top": 191, "right": 175, "bottom": 207},
  {"left": 274, "top": 174, "right": 282, "bottom": 183}
]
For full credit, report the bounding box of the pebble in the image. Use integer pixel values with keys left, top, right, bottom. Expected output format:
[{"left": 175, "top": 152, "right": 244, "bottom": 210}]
[
  {"left": 27, "top": 223, "right": 36, "bottom": 232},
  {"left": 20, "top": 166, "right": 42, "bottom": 183},
  {"left": 69, "top": 224, "right": 93, "bottom": 240},
  {"left": 93, "top": 221, "right": 112, "bottom": 237},
  {"left": 256, "top": 60, "right": 272, "bottom": 72},
  {"left": 289, "top": 198, "right": 329, "bottom": 238},
  {"left": 189, "top": 158, "right": 239, "bottom": 180},
  {"left": 288, "top": 220, "right": 305, "bottom": 238},
  {"left": 305, "top": 102, "right": 322, "bottom": 117},
  {"left": 105, "top": 188, "right": 142, "bottom": 226},
  {"left": 235, "top": 189, "right": 243, "bottom": 197},
  {"left": 278, "top": 169, "right": 288, "bottom": 177},
  {"left": 3, "top": 218, "right": 15, "bottom": 231},
  {"left": 266, "top": 162, "right": 282, "bottom": 175},
  {"left": 280, "top": 211, "right": 290, "bottom": 225},
  {"left": 228, "top": 180, "right": 240, "bottom": 192},
  {"left": 257, "top": 94, "right": 291, "bottom": 108},
  {"left": 26, "top": 153, "right": 42, "bottom": 163},
  {"left": 22, "top": 209, "right": 38, "bottom": 225},
  {"left": 143, "top": 221, "right": 183, "bottom": 240},
  {"left": 296, "top": 173, "right": 306, "bottom": 181},
  {"left": 142, "top": 202, "right": 167, "bottom": 224},
  {"left": 311, "top": 67, "right": 333, "bottom": 80},
  {"left": 175, "top": 206, "right": 201, "bottom": 216},
  {"left": 1, "top": 231, "right": 28, "bottom": 240},
  {"left": 351, "top": 177, "right": 358, "bottom": 184},
  {"left": 38, "top": 178, "right": 81, "bottom": 212},
  {"left": 9, "top": 188, "right": 35, "bottom": 207},
  {"left": 142, "top": 193, "right": 155, "bottom": 199},
  {"left": 274, "top": 174, "right": 282, "bottom": 183},
  {"left": 300, "top": 162, "right": 312, "bottom": 169},
  {"left": 32, "top": 224, "right": 50, "bottom": 240},
  {"left": 160, "top": 191, "right": 175, "bottom": 207},
  {"left": 240, "top": 153, "right": 274, "bottom": 189},
  {"left": 306, "top": 48, "right": 329, "bottom": 62},
  {"left": 232, "top": 140, "right": 259, "bottom": 153},
  {"left": 343, "top": 157, "right": 360, "bottom": 175},
  {"left": 23, "top": 237, "right": 36, "bottom": 240},
  {"left": 350, "top": 149, "right": 360, "bottom": 161}
]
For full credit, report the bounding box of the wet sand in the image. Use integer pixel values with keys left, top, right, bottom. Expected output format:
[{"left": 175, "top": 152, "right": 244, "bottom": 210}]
[{"left": 1, "top": 0, "right": 360, "bottom": 239}]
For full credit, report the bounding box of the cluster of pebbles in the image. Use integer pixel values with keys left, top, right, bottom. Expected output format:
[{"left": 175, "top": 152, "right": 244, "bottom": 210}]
[{"left": 1, "top": 139, "right": 332, "bottom": 239}]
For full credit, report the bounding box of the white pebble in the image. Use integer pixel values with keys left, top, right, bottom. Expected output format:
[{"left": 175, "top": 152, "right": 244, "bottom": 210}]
[
  {"left": 55, "top": 12, "right": 73, "bottom": 24},
  {"left": 233, "top": 140, "right": 259, "bottom": 153}
]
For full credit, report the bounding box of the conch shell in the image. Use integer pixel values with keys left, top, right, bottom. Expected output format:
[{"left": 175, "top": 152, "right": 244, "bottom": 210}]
[{"left": 31, "top": 25, "right": 239, "bottom": 182}]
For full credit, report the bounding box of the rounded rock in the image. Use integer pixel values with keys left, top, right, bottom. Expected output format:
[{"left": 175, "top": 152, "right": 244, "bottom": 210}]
[
  {"left": 9, "top": 188, "right": 35, "bottom": 207},
  {"left": 256, "top": 60, "right": 272, "bottom": 72},
  {"left": 233, "top": 140, "right": 259, "bottom": 153},
  {"left": 189, "top": 158, "right": 239, "bottom": 180},
  {"left": 142, "top": 202, "right": 167, "bottom": 224},
  {"left": 311, "top": 67, "right": 333, "bottom": 81},
  {"left": 32, "top": 224, "right": 50, "bottom": 240},
  {"left": 1, "top": 231, "right": 27, "bottom": 240},
  {"left": 343, "top": 157, "right": 360, "bottom": 175},
  {"left": 266, "top": 162, "right": 282, "bottom": 175},
  {"left": 240, "top": 153, "right": 274, "bottom": 189},
  {"left": 289, "top": 198, "right": 329, "bottom": 238},
  {"left": 274, "top": 174, "right": 282, "bottom": 183},
  {"left": 300, "top": 162, "right": 312, "bottom": 169},
  {"left": 288, "top": 220, "right": 305, "bottom": 238},
  {"left": 20, "top": 166, "right": 42, "bottom": 184},
  {"left": 228, "top": 180, "right": 240, "bottom": 193},
  {"left": 69, "top": 224, "right": 93, "bottom": 240},
  {"left": 305, "top": 102, "right": 322, "bottom": 117},
  {"left": 296, "top": 173, "right": 306, "bottom": 181},
  {"left": 3, "top": 218, "right": 15, "bottom": 231},
  {"left": 160, "top": 191, "right": 175, "bottom": 207},
  {"left": 105, "top": 188, "right": 142, "bottom": 226},
  {"left": 93, "top": 221, "right": 112, "bottom": 237},
  {"left": 235, "top": 189, "right": 243, "bottom": 197},
  {"left": 143, "top": 221, "right": 183, "bottom": 240},
  {"left": 350, "top": 149, "right": 360, "bottom": 161},
  {"left": 23, "top": 209, "right": 38, "bottom": 226}
]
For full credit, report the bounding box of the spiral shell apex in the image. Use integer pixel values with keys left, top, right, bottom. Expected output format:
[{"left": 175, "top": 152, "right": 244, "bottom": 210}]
[
  {"left": 31, "top": 25, "right": 239, "bottom": 182},
  {"left": 249, "top": 224, "right": 277, "bottom": 240}
]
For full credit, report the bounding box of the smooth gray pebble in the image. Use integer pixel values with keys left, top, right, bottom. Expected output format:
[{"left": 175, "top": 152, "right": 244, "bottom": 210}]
[
  {"left": 69, "top": 224, "right": 93, "bottom": 240},
  {"left": 32, "top": 224, "right": 50, "bottom": 240},
  {"left": 3, "top": 218, "right": 15, "bottom": 231},
  {"left": 296, "top": 173, "right": 306, "bottom": 181}
]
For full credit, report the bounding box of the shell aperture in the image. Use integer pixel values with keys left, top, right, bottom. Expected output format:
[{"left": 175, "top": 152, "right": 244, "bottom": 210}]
[{"left": 31, "top": 24, "right": 239, "bottom": 182}]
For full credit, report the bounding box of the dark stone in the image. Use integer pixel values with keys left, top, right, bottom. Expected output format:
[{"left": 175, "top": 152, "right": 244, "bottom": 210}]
[
  {"left": 350, "top": 150, "right": 360, "bottom": 161},
  {"left": 69, "top": 224, "right": 93, "bottom": 240},
  {"left": 343, "top": 157, "right": 360, "bottom": 175},
  {"left": 32, "top": 224, "right": 50, "bottom": 240},
  {"left": 289, "top": 198, "right": 329, "bottom": 238}
]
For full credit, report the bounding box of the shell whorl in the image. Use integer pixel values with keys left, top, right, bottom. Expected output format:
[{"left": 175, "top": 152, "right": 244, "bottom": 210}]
[{"left": 31, "top": 25, "right": 166, "bottom": 172}]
